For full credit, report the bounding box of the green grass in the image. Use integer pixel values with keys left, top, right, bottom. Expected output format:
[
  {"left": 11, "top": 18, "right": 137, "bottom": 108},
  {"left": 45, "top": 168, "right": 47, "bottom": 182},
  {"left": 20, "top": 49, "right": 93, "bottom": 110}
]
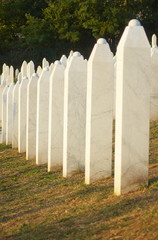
[{"left": 0, "top": 121, "right": 158, "bottom": 240}]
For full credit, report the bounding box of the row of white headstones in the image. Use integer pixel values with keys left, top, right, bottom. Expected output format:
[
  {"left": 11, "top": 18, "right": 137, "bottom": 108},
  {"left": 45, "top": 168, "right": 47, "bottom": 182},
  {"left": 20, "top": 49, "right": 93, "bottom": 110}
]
[{"left": 0, "top": 19, "right": 158, "bottom": 195}]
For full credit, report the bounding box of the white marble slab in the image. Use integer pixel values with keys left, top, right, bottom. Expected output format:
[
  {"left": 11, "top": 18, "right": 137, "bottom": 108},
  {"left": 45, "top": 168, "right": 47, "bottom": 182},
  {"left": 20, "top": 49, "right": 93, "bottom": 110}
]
[
  {"left": 63, "top": 52, "right": 87, "bottom": 177},
  {"left": 0, "top": 85, "right": 5, "bottom": 128},
  {"left": 37, "top": 66, "right": 42, "bottom": 77},
  {"left": 21, "top": 61, "right": 27, "bottom": 79},
  {"left": 150, "top": 34, "right": 158, "bottom": 120},
  {"left": 114, "top": 19, "right": 151, "bottom": 195},
  {"left": 36, "top": 67, "right": 51, "bottom": 165},
  {"left": 1, "top": 85, "right": 9, "bottom": 143},
  {"left": 9, "top": 66, "right": 14, "bottom": 84},
  {"left": 27, "top": 61, "right": 35, "bottom": 79},
  {"left": 3, "top": 65, "right": 10, "bottom": 85},
  {"left": 6, "top": 83, "right": 15, "bottom": 144},
  {"left": 48, "top": 61, "right": 65, "bottom": 171},
  {"left": 26, "top": 73, "right": 38, "bottom": 160},
  {"left": 49, "top": 63, "right": 54, "bottom": 72},
  {"left": 85, "top": 38, "right": 114, "bottom": 184},
  {"left": 18, "top": 77, "right": 29, "bottom": 153},
  {"left": 15, "top": 69, "right": 19, "bottom": 78},
  {"left": 60, "top": 55, "right": 67, "bottom": 67},
  {"left": 12, "top": 80, "right": 20, "bottom": 148},
  {"left": 42, "top": 58, "right": 49, "bottom": 68}
]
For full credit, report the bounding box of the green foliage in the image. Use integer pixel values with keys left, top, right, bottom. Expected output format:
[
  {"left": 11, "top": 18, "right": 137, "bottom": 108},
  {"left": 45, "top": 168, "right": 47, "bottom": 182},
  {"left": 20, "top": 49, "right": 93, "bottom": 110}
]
[{"left": 0, "top": 0, "right": 158, "bottom": 67}]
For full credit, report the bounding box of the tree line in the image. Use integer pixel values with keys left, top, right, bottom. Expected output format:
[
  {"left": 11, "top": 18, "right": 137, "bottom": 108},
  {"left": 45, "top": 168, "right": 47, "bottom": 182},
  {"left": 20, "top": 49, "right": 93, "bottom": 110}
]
[{"left": 0, "top": 0, "right": 158, "bottom": 68}]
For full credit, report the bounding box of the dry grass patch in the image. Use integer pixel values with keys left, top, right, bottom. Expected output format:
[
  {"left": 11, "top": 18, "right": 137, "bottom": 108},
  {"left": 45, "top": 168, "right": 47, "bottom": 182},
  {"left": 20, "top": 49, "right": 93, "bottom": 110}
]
[{"left": 0, "top": 121, "right": 158, "bottom": 240}]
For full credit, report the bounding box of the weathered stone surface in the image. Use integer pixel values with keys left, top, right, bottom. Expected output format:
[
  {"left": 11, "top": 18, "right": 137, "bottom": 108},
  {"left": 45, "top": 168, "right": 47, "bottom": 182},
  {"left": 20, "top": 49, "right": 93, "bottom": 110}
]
[
  {"left": 26, "top": 73, "right": 38, "bottom": 160},
  {"left": 85, "top": 38, "right": 114, "bottom": 184},
  {"left": 12, "top": 80, "right": 20, "bottom": 148},
  {"left": 48, "top": 61, "right": 65, "bottom": 171},
  {"left": 114, "top": 19, "right": 151, "bottom": 195},
  {"left": 6, "top": 83, "right": 14, "bottom": 144},
  {"left": 1, "top": 85, "right": 9, "bottom": 143},
  {"left": 63, "top": 52, "right": 87, "bottom": 177},
  {"left": 36, "top": 67, "right": 51, "bottom": 165},
  {"left": 150, "top": 34, "right": 158, "bottom": 120},
  {"left": 18, "top": 77, "right": 29, "bottom": 153}
]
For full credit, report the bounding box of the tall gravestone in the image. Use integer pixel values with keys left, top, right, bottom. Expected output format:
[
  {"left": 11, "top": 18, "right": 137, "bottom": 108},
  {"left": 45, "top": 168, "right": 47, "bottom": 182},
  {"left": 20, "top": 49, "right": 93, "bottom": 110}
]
[
  {"left": 0, "top": 84, "right": 5, "bottom": 128},
  {"left": 150, "top": 34, "right": 158, "bottom": 120},
  {"left": 12, "top": 79, "right": 20, "bottom": 148},
  {"left": 10, "top": 66, "right": 14, "bottom": 83},
  {"left": 48, "top": 61, "right": 65, "bottom": 171},
  {"left": 37, "top": 66, "right": 42, "bottom": 77},
  {"left": 114, "top": 19, "right": 151, "bottom": 195},
  {"left": 42, "top": 58, "right": 49, "bottom": 69},
  {"left": 4, "top": 66, "right": 10, "bottom": 85},
  {"left": 63, "top": 52, "right": 87, "bottom": 177},
  {"left": 27, "top": 61, "right": 35, "bottom": 79},
  {"left": 21, "top": 61, "right": 27, "bottom": 79},
  {"left": 6, "top": 83, "right": 15, "bottom": 144},
  {"left": 60, "top": 55, "right": 67, "bottom": 67},
  {"left": 49, "top": 63, "right": 54, "bottom": 72},
  {"left": 85, "top": 38, "right": 114, "bottom": 184},
  {"left": 1, "top": 85, "right": 9, "bottom": 143},
  {"left": 18, "top": 77, "right": 29, "bottom": 153},
  {"left": 36, "top": 67, "right": 51, "bottom": 165},
  {"left": 26, "top": 73, "right": 38, "bottom": 160},
  {"left": 15, "top": 69, "right": 19, "bottom": 78},
  {"left": 67, "top": 50, "right": 73, "bottom": 62}
]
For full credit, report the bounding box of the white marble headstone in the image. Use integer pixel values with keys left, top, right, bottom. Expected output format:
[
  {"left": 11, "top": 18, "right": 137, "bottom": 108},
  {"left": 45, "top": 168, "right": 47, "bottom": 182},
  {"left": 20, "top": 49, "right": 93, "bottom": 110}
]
[
  {"left": 21, "top": 61, "right": 27, "bottom": 79},
  {"left": 26, "top": 73, "right": 38, "bottom": 160},
  {"left": 63, "top": 52, "right": 87, "bottom": 177},
  {"left": 114, "top": 19, "right": 151, "bottom": 195},
  {"left": 48, "top": 61, "right": 65, "bottom": 171},
  {"left": 9, "top": 66, "right": 14, "bottom": 84},
  {"left": 85, "top": 38, "right": 114, "bottom": 184},
  {"left": 42, "top": 58, "right": 49, "bottom": 69},
  {"left": 6, "top": 83, "right": 15, "bottom": 144},
  {"left": 37, "top": 66, "right": 42, "bottom": 77},
  {"left": 15, "top": 69, "right": 19, "bottom": 78},
  {"left": 67, "top": 50, "right": 73, "bottom": 62},
  {"left": 60, "top": 55, "right": 67, "bottom": 67},
  {"left": 0, "top": 85, "right": 5, "bottom": 127},
  {"left": 49, "top": 63, "right": 54, "bottom": 72},
  {"left": 150, "top": 34, "right": 158, "bottom": 120},
  {"left": 27, "top": 61, "right": 35, "bottom": 79},
  {"left": 1, "top": 85, "right": 9, "bottom": 143},
  {"left": 18, "top": 76, "right": 29, "bottom": 153},
  {"left": 12, "top": 80, "right": 20, "bottom": 148},
  {"left": 36, "top": 67, "right": 51, "bottom": 165}
]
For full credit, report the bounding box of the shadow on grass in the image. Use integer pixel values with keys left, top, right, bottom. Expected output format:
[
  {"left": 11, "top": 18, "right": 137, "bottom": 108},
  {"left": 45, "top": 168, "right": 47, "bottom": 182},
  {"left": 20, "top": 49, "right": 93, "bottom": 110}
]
[{"left": 4, "top": 191, "right": 158, "bottom": 240}]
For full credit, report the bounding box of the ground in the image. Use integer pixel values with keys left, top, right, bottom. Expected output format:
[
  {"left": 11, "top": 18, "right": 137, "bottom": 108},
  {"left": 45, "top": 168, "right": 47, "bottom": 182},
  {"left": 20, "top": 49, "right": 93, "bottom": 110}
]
[{"left": 0, "top": 121, "right": 158, "bottom": 240}]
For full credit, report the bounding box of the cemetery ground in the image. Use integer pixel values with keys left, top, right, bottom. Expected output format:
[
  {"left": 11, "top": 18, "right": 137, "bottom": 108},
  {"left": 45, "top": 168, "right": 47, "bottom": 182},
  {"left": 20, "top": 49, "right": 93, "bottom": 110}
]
[{"left": 0, "top": 121, "right": 158, "bottom": 240}]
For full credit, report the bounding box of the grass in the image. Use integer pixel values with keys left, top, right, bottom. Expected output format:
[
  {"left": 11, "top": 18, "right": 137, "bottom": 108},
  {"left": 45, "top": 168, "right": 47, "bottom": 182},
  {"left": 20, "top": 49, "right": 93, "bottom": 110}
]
[{"left": 0, "top": 121, "right": 158, "bottom": 240}]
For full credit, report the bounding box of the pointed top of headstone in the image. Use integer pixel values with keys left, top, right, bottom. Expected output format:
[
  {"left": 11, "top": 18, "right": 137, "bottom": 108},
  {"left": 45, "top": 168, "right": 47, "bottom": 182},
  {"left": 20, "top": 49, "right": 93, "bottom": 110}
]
[
  {"left": 2, "top": 63, "right": 7, "bottom": 73},
  {"left": 43, "top": 66, "right": 49, "bottom": 71},
  {"left": 97, "top": 38, "right": 107, "bottom": 44},
  {"left": 60, "top": 55, "right": 67, "bottom": 67},
  {"left": 73, "top": 52, "right": 81, "bottom": 57},
  {"left": 15, "top": 69, "right": 19, "bottom": 77},
  {"left": 152, "top": 34, "right": 157, "bottom": 48},
  {"left": 128, "top": 19, "right": 141, "bottom": 27},
  {"left": 21, "top": 60, "right": 27, "bottom": 67},
  {"left": 42, "top": 58, "right": 49, "bottom": 68},
  {"left": 54, "top": 60, "right": 61, "bottom": 65},
  {"left": 67, "top": 50, "right": 74, "bottom": 62}
]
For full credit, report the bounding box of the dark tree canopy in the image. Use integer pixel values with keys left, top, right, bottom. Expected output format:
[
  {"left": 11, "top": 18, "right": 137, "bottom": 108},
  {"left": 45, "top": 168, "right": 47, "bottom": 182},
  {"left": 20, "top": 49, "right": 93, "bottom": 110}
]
[{"left": 0, "top": 0, "right": 158, "bottom": 68}]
